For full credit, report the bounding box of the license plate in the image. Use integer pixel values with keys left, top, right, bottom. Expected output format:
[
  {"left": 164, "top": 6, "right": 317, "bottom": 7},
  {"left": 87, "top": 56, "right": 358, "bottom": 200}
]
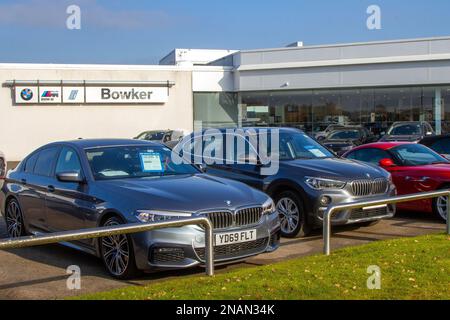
[
  {"left": 362, "top": 204, "right": 388, "bottom": 211},
  {"left": 215, "top": 229, "right": 257, "bottom": 246}
]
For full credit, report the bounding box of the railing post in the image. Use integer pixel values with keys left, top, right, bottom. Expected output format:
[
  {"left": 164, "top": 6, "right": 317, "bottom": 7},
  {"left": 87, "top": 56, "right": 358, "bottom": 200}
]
[
  {"left": 323, "top": 208, "right": 332, "bottom": 256},
  {"left": 204, "top": 220, "right": 214, "bottom": 276},
  {"left": 447, "top": 192, "right": 450, "bottom": 235}
]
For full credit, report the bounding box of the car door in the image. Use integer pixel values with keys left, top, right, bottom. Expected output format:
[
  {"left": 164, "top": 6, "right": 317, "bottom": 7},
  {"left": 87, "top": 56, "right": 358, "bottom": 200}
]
[
  {"left": 218, "top": 133, "right": 265, "bottom": 191},
  {"left": 21, "top": 146, "right": 61, "bottom": 232},
  {"left": 45, "top": 146, "right": 92, "bottom": 233},
  {"left": 15, "top": 151, "right": 47, "bottom": 232}
]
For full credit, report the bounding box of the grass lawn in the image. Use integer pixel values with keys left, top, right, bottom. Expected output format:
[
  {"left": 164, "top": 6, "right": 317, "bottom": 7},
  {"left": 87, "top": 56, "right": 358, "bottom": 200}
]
[{"left": 75, "top": 234, "right": 450, "bottom": 300}]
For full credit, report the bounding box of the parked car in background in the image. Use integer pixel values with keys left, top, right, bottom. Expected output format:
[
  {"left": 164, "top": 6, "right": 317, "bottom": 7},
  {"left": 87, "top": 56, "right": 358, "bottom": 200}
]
[
  {"left": 178, "top": 128, "right": 396, "bottom": 238},
  {"left": 313, "top": 124, "right": 345, "bottom": 141},
  {"left": 0, "top": 139, "right": 280, "bottom": 278},
  {"left": 134, "top": 129, "right": 188, "bottom": 148},
  {"left": 379, "top": 121, "right": 434, "bottom": 142},
  {"left": 0, "top": 151, "right": 5, "bottom": 179},
  {"left": 420, "top": 134, "right": 450, "bottom": 159},
  {"left": 343, "top": 142, "right": 449, "bottom": 222},
  {"left": 321, "top": 126, "right": 377, "bottom": 156}
]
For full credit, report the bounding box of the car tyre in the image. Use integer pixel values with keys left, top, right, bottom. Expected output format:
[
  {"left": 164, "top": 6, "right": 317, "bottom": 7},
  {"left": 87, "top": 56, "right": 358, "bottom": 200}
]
[
  {"left": 99, "top": 216, "right": 140, "bottom": 279},
  {"left": 5, "top": 199, "right": 27, "bottom": 238},
  {"left": 433, "top": 193, "right": 448, "bottom": 222},
  {"left": 275, "top": 191, "right": 311, "bottom": 238}
]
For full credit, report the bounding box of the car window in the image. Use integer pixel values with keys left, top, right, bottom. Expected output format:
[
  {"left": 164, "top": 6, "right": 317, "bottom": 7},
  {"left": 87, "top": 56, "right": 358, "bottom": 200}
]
[
  {"left": 55, "top": 147, "right": 82, "bottom": 175},
  {"left": 391, "top": 144, "right": 448, "bottom": 166},
  {"left": 430, "top": 138, "right": 450, "bottom": 154},
  {"left": 24, "top": 152, "right": 39, "bottom": 173},
  {"left": 86, "top": 145, "right": 198, "bottom": 180},
  {"left": 346, "top": 148, "right": 391, "bottom": 165},
  {"left": 34, "top": 147, "right": 60, "bottom": 177},
  {"left": 328, "top": 130, "right": 361, "bottom": 140},
  {"left": 388, "top": 124, "right": 421, "bottom": 135},
  {"left": 277, "top": 132, "right": 334, "bottom": 160}
]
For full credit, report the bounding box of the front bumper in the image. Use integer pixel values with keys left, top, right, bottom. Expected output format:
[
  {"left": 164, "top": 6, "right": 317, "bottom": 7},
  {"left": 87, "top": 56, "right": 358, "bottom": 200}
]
[
  {"left": 304, "top": 184, "right": 397, "bottom": 226},
  {"left": 131, "top": 212, "right": 280, "bottom": 271}
]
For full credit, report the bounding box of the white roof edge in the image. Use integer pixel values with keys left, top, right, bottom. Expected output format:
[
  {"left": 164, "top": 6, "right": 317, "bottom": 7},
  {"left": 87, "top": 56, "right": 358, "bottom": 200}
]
[
  {"left": 237, "top": 53, "right": 450, "bottom": 72},
  {"left": 239, "top": 35, "right": 450, "bottom": 54},
  {"left": 0, "top": 63, "right": 234, "bottom": 72}
]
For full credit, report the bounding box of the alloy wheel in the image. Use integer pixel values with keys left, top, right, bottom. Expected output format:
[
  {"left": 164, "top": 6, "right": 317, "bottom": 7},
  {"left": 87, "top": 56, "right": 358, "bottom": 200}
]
[
  {"left": 436, "top": 196, "right": 448, "bottom": 221},
  {"left": 5, "top": 200, "right": 23, "bottom": 238},
  {"left": 276, "top": 197, "right": 300, "bottom": 234},
  {"left": 101, "top": 219, "right": 130, "bottom": 277}
]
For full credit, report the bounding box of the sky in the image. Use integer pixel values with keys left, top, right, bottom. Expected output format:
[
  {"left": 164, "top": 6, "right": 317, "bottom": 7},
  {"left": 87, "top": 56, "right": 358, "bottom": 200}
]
[{"left": 0, "top": 0, "right": 449, "bottom": 64}]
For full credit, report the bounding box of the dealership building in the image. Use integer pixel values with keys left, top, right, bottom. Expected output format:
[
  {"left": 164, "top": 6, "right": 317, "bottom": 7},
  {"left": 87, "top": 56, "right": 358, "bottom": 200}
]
[{"left": 2, "top": 36, "right": 450, "bottom": 162}]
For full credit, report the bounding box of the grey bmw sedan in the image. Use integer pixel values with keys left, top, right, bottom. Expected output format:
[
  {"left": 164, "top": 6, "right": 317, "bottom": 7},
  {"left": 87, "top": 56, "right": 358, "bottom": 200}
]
[{"left": 0, "top": 139, "right": 280, "bottom": 279}]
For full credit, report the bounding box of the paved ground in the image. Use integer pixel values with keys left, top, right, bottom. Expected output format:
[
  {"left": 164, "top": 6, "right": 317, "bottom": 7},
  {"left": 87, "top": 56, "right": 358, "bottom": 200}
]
[{"left": 0, "top": 211, "right": 445, "bottom": 300}]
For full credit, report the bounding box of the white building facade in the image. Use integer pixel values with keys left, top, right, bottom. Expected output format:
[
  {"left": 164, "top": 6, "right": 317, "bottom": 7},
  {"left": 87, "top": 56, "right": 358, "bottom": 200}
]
[{"left": 3, "top": 36, "right": 450, "bottom": 161}]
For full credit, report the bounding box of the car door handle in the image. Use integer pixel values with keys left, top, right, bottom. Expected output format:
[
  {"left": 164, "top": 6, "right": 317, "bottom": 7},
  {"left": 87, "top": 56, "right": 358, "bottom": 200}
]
[
  {"left": 405, "top": 176, "right": 430, "bottom": 182},
  {"left": 47, "top": 185, "right": 55, "bottom": 193}
]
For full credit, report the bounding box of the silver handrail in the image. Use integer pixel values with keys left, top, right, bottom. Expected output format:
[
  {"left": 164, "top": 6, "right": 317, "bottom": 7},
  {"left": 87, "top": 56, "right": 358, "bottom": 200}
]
[
  {"left": 0, "top": 217, "right": 215, "bottom": 276},
  {"left": 323, "top": 190, "right": 450, "bottom": 255}
]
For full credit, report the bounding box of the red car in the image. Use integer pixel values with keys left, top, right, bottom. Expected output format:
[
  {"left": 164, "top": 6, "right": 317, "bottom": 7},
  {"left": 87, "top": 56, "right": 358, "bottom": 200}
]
[{"left": 343, "top": 142, "right": 448, "bottom": 221}]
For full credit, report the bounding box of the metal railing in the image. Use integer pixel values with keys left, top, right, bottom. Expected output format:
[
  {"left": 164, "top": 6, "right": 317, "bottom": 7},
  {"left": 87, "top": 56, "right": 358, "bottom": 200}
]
[
  {"left": 0, "top": 217, "right": 215, "bottom": 276},
  {"left": 323, "top": 190, "right": 450, "bottom": 255}
]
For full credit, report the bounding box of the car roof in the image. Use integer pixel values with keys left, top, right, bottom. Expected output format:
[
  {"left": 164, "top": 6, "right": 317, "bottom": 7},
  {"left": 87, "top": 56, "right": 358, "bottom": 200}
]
[
  {"left": 391, "top": 121, "right": 427, "bottom": 126},
  {"left": 350, "top": 141, "right": 413, "bottom": 151},
  {"left": 46, "top": 139, "right": 162, "bottom": 149},
  {"left": 196, "top": 127, "right": 303, "bottom": 134},
  {"left": 420, "top": 133, "right": 450, "bottom": 144}
]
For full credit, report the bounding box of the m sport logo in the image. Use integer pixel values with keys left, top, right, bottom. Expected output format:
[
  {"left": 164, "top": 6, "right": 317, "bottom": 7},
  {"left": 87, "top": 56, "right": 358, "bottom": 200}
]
[{"left": 68, "top": 90, "right": 79, "bottom": 100}]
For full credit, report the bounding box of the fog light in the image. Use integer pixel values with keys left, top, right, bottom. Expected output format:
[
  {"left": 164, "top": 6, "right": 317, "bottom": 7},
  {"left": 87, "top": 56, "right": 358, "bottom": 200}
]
[{"left": 320, "top": 196, "right": 332, "bottom": 206}]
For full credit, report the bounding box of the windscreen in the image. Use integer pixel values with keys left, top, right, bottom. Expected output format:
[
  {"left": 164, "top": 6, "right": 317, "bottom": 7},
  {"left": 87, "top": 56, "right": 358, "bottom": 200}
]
[{"left": 86, "top": 145, "right": 198, "bottom": 180}]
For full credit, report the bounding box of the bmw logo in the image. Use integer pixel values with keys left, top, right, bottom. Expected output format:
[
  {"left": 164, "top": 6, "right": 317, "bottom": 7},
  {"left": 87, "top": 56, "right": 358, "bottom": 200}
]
[
  {"left": 366, "top": 173, "right": 371, "bottom": 178},
  {"left": 20, "top": 88, "right": 33, "bottom": 101},
  {"left": 225, "top": 200, "right": 232, "bottom": 206}
]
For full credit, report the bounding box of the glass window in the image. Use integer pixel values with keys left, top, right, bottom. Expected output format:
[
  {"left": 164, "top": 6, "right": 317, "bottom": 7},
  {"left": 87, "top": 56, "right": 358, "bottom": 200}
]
[
  {"left": 55, "top": 147, "right": 82, "bottom": 175},
  {"left": 278, "top": 132, "right": 334, "bottom": 160},
  {"left": 34, "top": 147, "right": 60, "bottom": 177},
  {"left": 430, "top": 138, "right": 450, "bottom": 154},
  {"left": 86, "top": 146, "right": 199, "bottom": 180},
  {"left": 312, "top": 90, "right": 341, "bottom": 132},
  {"left": 327, "top": 130, "right": 361, "bottom": 140},
  {"left": 340, "top": 89, "right": 361, "bottom": 126},
  {"left": 346, "top": 148, "right": 391, "bottom": 165},
  {"left": 267, "top": 91, "right": 313, "bottom": 133},
  {"left": 24, "top": 152, "right": 39, "bottom": 173},
  {"left": 194, "top": 92, "right": 238, "bottom": 129},
  {"left": 390, "top": 144, "right": 448, "bottom": 166},
  {"left": 388, "top": 123, "right": 422, "bottom": 135}
]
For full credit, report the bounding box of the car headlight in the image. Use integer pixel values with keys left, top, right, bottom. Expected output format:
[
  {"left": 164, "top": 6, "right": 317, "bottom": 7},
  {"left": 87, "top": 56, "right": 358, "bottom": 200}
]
[
  {"left": 305, "top": 176, "right": 346, "bottom": 190},
  {"left": 262, "top": 198, "right": 276, "bottom": 215},
  {"left": 136, "top": 210, "right": 192, "bottom": 223}
]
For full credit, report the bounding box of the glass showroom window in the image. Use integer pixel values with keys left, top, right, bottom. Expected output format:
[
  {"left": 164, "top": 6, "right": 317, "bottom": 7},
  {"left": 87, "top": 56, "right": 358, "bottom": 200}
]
[
  {"left": 340, "top": 89, "right": 362, "bottom": 126},
  {"left": 239, "top": 92, "right": 270, "bottom": 127},
  {"left": 440, "top": 87, "right": 450, "bottom": 134},
  {"left": 193, "top": 92, "right": 238, "bottom": 129},
  {"left": 312, "top": 90, "right": 341, "bottom": 132},
  {"left": 268, "top": 91, "right": 313, "bottom": 133}
]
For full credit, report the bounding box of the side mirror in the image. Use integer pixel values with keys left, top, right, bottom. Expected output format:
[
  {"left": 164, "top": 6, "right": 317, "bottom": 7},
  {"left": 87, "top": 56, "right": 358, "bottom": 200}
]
[
  {"left": 57, "top": 171, "right": 85, "bottom": 183},
  {"left": 379, "top": 158, "right": 395, "bottom": 167}
]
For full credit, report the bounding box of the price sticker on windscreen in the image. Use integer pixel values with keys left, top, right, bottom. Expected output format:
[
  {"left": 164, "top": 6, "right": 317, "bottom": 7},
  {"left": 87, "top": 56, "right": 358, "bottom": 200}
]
[
  {"left": 139, "top": 153, "right": 164, "bottom": 172},
  {"left": 305, "top": 146, "right": 327, "bottom": 157}
]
